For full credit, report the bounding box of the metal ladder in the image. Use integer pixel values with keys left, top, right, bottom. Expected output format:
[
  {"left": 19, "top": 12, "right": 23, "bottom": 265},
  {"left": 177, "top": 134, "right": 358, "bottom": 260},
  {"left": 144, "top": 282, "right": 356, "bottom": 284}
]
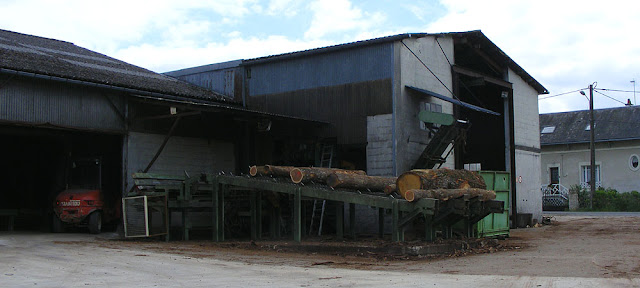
[{"left": 309, "top": 144, "right": 333, "bottom": 236}]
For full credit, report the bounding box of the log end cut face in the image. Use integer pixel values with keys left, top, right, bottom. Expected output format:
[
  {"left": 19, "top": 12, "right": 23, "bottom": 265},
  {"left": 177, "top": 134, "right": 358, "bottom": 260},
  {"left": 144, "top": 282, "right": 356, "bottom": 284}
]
[
  {"left": 290, "top": 168, "right": 304, "bottom": 184},
  {"left": 396, "top": 172, "right": 423, "bottom": 199}
]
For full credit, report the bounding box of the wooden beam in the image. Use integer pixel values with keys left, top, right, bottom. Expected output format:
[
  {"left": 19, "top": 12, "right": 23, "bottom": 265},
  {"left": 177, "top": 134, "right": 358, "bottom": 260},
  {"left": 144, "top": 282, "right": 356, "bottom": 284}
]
[
  {"left": 143, "top": 116, "right": 181, "bottom": 173},
  {"left": 452, "top": 65, "right": 512, "bottom": 88}
]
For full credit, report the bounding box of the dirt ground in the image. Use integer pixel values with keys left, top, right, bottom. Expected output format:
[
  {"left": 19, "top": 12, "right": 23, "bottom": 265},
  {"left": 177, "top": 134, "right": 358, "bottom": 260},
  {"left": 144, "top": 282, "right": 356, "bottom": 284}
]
[{"left": 1, "top": 215, "right": 640, "bottom": 287}]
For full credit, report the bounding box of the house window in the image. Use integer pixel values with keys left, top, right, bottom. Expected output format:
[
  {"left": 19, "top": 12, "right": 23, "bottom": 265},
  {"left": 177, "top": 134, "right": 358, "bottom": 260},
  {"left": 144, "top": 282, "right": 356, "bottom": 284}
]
[
  {"left": 580, "top": 164, "right": 601, "bottom": 188},
  {"left": 549, "top": 167, "right": 559, "bottom": 185},
  {"left": 419, "top": 101, "right": 443, "bottom": 131},
  {"left": 630, "top": 154, "right": 639, "bottom": 171}
]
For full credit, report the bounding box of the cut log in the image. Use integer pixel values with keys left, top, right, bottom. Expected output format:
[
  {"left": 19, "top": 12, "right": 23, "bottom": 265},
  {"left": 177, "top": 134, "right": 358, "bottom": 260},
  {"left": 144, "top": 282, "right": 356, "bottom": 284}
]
[
  {"left": 266, "top": 165, "right": 297, "bottom": 178},
  {"left": 384, "top": 184, "right": 397, "bottom": 195},
  {"left": 249, "top": 165, "right": 296, "bottom": 178},
  {"left": 396, "top": 169, "right": 486, "bottom": 199},
  {"left": 326, "top": 173, "right": 396, "bottom": 191},
  {"left": 289, "top": 167, "right": 366, "bottom": 184},
  {"left": 249, "top": 165, "right": 270, "bottom": 176},
  {"left": 404, "top": 188, "right": 496, "bottom": 202}
]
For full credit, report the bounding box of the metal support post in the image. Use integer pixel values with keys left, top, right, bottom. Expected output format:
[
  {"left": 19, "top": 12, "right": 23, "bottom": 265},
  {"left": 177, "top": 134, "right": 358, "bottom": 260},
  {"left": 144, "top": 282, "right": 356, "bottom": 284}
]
[
  {"left": 378, "top": 208, "right": 385, "bottom": 239},
  {"left": 424, "top": 215, "right": 434, "bottom": 242},
  {"left": 212, "top": 180, "right": 219, "bottom": 241},
  {"left": 293, "top": 188, "right": 302, "bottom": 243},
  {"left": 250, "top": 190, "right": 257, "bottom": 240},
  {"left": 336, "top": 202, "right": 344, "bottom": 239},
  {"left": 349, "top": 203, "right": 356, "bottom": 239},
  {"left": 392, "top": 200, "right": 399, "bottom": 242}
]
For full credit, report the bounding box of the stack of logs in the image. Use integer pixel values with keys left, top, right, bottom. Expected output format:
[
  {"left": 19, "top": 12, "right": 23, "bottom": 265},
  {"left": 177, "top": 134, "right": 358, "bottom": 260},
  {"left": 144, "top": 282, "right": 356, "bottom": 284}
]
[{"left": 248, "top": 165, "right": 496, "bottom": 203}]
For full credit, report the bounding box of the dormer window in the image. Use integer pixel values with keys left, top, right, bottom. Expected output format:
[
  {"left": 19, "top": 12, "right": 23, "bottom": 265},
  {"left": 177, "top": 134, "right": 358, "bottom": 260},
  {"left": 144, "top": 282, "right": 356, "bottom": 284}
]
[{"left": 541, "top": 126, "right": 555, "bottom": 134}]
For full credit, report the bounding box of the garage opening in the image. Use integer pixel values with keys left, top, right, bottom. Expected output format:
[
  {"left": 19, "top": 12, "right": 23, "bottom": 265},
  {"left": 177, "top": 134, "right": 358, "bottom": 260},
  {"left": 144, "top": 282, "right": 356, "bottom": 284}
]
[
  {"left": 0, "top": 126, "right": 122, "bottom": 231},
  {"left": 455, "top": 79, "right": 508, "bottom": 171}
]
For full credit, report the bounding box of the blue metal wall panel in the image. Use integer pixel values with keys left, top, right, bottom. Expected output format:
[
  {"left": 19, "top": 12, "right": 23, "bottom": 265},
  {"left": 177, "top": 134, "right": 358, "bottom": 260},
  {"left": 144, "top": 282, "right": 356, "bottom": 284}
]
[
  {"left": 0, "top": 78, "right": 125, "bottom": 131},
  {"left": 174, "top": 69, "right": 235, "bottom": 97},
  {"left": 248, "top": 42, "right": 393, "bottom": 96}
]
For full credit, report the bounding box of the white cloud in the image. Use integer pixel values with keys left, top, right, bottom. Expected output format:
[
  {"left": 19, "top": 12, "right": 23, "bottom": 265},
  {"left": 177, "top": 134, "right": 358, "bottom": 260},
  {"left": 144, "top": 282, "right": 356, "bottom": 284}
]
[
  {"left": 0, "top": 0, "right": 261, "bottom": 54},
  {"left": 267, "top": 0, "right": 302, "bottom": 17},
  {"left": 115, "top": 35, "right": 332, "bottom": 73},
  {"left": 426, "top": 0, "right": 640, "bottom": 113},
  {"left": 304, "top": 0, "right": 386, "bottom": 40}
]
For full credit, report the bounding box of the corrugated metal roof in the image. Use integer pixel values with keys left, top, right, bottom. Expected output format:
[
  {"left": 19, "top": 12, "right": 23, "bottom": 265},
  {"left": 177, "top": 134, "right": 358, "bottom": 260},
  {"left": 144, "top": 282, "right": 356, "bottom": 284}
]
[
  {"left": 540, "top": 106, "right": 640, "bottom": 145},
  {"left": 0, "top": 29, "right": 232, "bottom": 103},
  {"left": 241, "top": 30, "right": 548, "bottom": 95}
]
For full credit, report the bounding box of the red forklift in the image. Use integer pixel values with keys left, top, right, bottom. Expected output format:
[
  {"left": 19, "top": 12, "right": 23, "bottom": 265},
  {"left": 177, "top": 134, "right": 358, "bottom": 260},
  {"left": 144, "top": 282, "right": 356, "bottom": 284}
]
[{"left": 52, "top": 157, "right": 120, "bottom": 234}]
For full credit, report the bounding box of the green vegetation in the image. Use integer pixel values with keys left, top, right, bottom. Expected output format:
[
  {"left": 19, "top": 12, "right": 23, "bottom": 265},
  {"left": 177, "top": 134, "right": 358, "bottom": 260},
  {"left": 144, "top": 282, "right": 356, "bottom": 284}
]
[{"left": 570, "top": 184, "right": 640, "bottom": 211}]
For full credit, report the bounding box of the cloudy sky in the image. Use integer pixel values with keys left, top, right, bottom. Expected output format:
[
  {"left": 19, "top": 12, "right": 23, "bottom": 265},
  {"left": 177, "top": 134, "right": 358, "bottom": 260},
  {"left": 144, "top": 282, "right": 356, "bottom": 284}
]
[{"left": 1, "top": 0, "right": 638, "bottom": 113}]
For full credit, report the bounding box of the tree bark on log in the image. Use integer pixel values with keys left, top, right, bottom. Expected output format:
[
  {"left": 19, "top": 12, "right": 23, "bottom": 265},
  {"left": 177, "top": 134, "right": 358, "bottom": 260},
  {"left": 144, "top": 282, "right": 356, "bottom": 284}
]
[
  {"left": 249, "top": 165, "right": 296, "bottom": 178},
  {"left": 325, "top": 173, "right": 396, "bottom": 191},
  {"left": 396, "top": 169, "right": 486, "bottom": 199},
  {"left": 384, "top": 184, "right": 397, "bottom": 195},
  {"left": 404, "top": 188, "right": 496, "bottom": 202},
  {"left": 289, "top": 167, "right": 366, "bottom": 184}
]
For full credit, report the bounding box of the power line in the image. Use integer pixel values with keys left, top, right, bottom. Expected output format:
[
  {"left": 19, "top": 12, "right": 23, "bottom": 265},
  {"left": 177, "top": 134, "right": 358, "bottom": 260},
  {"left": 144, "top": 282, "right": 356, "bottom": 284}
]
[
  {"left": 593, "top": 90, "right": 628, "bottom": 105},
  {"left": 539, "top": 88, "right": 586, "bottom": 100},
  {"left": 400, "top": 40, "right": 459, "bottom": 100},
  {"left": 595, "top": 88, "right": 636, "bottom": 93}
]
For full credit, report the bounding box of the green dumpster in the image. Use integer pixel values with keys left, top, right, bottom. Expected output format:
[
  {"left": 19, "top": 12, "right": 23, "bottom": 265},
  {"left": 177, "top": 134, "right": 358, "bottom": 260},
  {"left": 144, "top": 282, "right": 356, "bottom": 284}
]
[{"left": 476, "top": 171, "right": 510, "bottom": 238}]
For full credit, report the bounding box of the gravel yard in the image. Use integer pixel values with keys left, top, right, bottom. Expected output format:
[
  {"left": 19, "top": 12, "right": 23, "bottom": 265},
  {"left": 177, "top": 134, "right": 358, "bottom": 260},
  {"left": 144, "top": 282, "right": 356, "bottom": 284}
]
[{"left": 1, "top": 214, "right": 639, "bottom": 287}]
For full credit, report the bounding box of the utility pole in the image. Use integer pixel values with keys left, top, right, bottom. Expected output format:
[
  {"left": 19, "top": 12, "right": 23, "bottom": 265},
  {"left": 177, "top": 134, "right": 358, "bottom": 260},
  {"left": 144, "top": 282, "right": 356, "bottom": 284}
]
[{"left": 589, "top": 84, "right": 595, "bottom": 209}]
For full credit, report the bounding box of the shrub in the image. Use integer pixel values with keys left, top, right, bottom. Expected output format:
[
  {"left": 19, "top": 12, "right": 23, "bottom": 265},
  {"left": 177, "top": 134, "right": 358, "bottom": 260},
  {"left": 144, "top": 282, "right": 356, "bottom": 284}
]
[{"left": 569, "top": 185, "right": 640, "bottom": 211}]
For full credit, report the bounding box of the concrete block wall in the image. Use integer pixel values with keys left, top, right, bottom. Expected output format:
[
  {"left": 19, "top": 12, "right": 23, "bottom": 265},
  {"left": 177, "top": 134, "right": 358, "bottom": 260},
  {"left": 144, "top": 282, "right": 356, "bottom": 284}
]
[
  {"left": 395, "top": 36, "right": 455, "bottom": 174},
  {"left": 367, "top": 114, "right": 394, "bottom": 176},
  {"left": 126, "top": 132, "right": 235, "bottom": 190}
]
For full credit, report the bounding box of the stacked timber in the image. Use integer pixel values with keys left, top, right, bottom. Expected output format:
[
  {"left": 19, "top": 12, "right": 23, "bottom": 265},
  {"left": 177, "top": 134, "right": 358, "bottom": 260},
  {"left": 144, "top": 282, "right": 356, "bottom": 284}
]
[
  {"left": 404, "top": 188, "right": 496, "bottom": 202},
  {"left": 248, "top": 165, "right": 395, "bottom": 192},
  {"left": 249, "top": 165, "right": 296, "bottom": 178},
  {"left": 396, "top": 169, "right": 494, "bottom": 202},
  {"left": 248, "top": 166, "right": 495, "bottom": 202},
  {"left": 289, "top": 167, "right": 366, "bottom": 184},
  {"left": 325, "top": 173, "right": 396, "bottom": 191}
]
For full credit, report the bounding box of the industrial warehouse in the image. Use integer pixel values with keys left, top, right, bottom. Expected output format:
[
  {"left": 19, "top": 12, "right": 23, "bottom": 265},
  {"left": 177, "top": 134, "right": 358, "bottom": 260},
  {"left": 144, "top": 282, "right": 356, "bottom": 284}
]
[
  {"left": 0, "top": 28, "right": 548, "bottom": 242},
  {"left": 2, "top": 1, "right": 640, "bottom": 285}
]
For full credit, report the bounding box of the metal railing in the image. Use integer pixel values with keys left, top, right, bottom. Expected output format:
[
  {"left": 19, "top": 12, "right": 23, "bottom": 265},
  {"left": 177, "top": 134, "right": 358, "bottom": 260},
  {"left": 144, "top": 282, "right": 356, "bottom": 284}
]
[
  {"left": 580, "top": 182, "right": 601, "bottom": 189},
  {"left": 542, "top": 183, "right": 569, "bottom": 207}
]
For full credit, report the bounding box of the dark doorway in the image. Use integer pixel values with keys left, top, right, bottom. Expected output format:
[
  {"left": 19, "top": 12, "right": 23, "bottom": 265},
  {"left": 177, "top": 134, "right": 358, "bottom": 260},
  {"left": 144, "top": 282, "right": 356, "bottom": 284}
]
[
  {"left": 549, "top": 167, "right": 559, "bottom": 185},
  {"left": 454, "top": 77, "right": 508, "bottom": 171},
  {"left": 0, "top": 126, "right": 122, "bottom": 231}
]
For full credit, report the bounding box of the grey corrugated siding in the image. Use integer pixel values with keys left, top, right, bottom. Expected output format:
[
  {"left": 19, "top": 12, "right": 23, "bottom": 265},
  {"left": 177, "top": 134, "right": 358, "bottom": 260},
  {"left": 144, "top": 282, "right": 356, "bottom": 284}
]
[
  {"left": 251, "top": 79, "right": 392, "bottom": 144},
  {"left": 172, "top": 69, "right": 239, "bottom": 98},
  {"left": 248, "top": 42, "right": 393, "bottom": 96},
  {"left": 0, "top": 78, "right": 125, "bottom": 131}
]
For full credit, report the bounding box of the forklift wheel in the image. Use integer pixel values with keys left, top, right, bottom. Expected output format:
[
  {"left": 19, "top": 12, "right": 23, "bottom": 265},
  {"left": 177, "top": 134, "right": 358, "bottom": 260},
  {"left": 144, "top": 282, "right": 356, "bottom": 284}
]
[
  {"left": 89, "top": 211, "right": 102, "bottom": 234},
  {"left": 52, "top": 214, "right": 64, "bottom": 233}
]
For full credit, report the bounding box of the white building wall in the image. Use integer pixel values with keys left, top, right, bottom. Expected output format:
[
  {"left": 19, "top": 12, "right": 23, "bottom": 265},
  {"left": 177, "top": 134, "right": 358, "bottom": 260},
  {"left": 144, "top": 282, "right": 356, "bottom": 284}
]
[
  {"left": 541, "top": 140, "right": 640, "bottom": 193},
  {"left": 395, "top": 36, "right": 455, "bottom": 175},
  {"left": 126, "top": 132, "right": 235, "bottom": 190},
  {"left": 509, "top": 68, "right": 543, "bottom": 222}
]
